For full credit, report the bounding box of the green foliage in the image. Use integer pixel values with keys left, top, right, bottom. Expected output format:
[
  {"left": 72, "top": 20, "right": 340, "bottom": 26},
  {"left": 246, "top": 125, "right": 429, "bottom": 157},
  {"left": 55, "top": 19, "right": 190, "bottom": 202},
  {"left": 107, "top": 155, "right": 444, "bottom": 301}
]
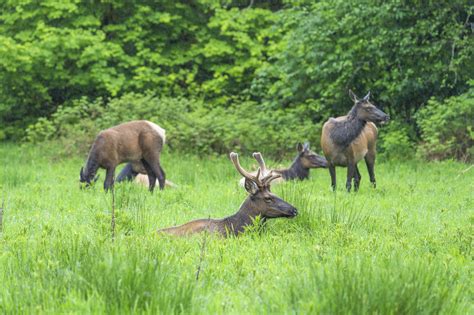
[
  {"left": 25, "top": 93, "right": 321, "bottom": 158},
  {"left": 0, "top": 1, "right": 283, "bottom": 139},
  {"left": 257, "top": 1, "right": 473, "bottom": 116},
  {"left": 1, "top": 1, "right": 472, "bottom": 160},
  {"left": 0, "top": 144, "right": 472, "bottom": 313},
  {"left": 378, "top": 121, "right": 415, "bottom": 160},
  {"left": 416, "top": 82, "right": 474, "bottom": 161}
]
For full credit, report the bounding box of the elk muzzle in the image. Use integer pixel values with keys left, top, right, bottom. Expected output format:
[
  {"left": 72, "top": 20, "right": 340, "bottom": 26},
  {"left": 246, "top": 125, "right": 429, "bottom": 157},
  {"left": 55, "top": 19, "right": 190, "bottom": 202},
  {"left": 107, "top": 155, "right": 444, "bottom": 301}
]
[
  {"left": 374, "top": 108, "right": 390, "bottom": 124},
  {"left": 267, "top": 197, "right": 298, "bottom": 218},
  {"left": 310, "top": 154, "right": 328, "bottom": 168}
]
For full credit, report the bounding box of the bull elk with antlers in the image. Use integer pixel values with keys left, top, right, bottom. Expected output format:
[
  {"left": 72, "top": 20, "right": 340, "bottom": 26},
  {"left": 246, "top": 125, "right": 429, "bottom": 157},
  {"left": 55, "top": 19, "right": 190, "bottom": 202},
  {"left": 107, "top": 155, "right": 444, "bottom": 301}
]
[
  {"left": 321, "top": 90, "right": 389, "bottom": 192},
  {"left": 157, "top": 152, "right": 298, "bottom": 237}
]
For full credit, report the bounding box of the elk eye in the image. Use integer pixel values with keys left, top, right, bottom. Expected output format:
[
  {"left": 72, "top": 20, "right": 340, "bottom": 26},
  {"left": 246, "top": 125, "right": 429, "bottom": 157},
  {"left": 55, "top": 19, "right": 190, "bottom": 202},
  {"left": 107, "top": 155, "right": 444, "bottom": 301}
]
[{"left": 264, "top": 197, "right": 273, "bottom": 203}]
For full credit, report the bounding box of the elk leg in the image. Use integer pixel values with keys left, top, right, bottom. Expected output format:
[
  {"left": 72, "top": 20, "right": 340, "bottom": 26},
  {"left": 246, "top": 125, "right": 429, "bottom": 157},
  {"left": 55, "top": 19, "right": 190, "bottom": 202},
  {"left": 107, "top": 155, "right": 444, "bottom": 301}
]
[
  {"left": 328, "top": 164, "right": 336, "bottom": 191},
  {"left": 157, "top": 165, "right": 166, "bottom": 190},
  {"left": 365, "top": 155, "right": 376, "bottom": 188},
  {"left": 346, "top": 163, "right": 355, "bottom": 192},
  {"left": 354, "top": 164, "right": 361, "bottom": 192},
  {"left": 149, "top": 163, "right": 165, "bottom": 190},
  {"left": 141, "top": 159, "right": 157, "bottom": 192},
  {"left": 104, "top": 167, "right": 116, "bottom": 192},
  {"left": 116, "top": 163, "right": 138, "bottom": 183}
]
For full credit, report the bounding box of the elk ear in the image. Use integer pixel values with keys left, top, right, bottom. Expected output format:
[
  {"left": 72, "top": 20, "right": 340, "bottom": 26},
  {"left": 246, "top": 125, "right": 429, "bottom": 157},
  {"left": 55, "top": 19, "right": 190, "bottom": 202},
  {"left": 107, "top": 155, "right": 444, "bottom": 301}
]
[
  {"left": 244, "top": 178, "right": 258, "bottom": 195},
  {"left": 297, "top": 143, "right": 304, "bottom": 152},
  {"left": 303, "top": 142, "right": 310, "bottom": 151},
  {"left": 349, "top": 89, "right": 358, "bottom": 102},
  {"left": 363, "top": 91, "right": 370, "bottom": 101}
]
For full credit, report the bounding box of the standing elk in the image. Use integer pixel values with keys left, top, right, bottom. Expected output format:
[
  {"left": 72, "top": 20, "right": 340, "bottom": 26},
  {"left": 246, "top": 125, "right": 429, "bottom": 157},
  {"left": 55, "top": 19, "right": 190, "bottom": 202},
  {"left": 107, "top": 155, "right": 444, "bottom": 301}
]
[
  {"left": 238, "top": 142, "right": 327, "bottom": 186},
  {"left": 79, "top": 120, "right": 166, "bottom": 192},
  {"left": 157, "top": 152, "right": 298, "bottom": 237},
  {"left": 321, "top": 90, "right": 389, "bottom": 192}
]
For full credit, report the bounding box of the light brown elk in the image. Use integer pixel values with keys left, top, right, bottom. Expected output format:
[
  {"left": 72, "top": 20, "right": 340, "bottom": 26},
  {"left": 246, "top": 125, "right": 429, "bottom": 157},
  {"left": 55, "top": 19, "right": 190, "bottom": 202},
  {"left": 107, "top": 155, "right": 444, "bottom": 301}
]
[
  {"left": 321, "top": 90, "right": 389, "bottom": 192},
  {"left": 79, "top": 120, "right": 166, "bottom": 192},
  {"left": 238, "top": 142, "right": 327, "bottom": 186},
  {"left": 157, "top": 152, "right": 298, "bottom": 237}
]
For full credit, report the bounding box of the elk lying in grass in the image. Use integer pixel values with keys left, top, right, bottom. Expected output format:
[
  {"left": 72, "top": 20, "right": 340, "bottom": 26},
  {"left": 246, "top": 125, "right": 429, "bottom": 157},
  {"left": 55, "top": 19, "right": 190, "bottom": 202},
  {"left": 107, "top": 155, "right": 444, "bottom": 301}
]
[
  {"left": 321, "top": 90, "right": 389, "bottom": 192},
  {"left": 116, "top": 163, "right": 177, "bottom": 188},
  {"left": 79, "top": 120, "right": 166, "bottom": 192},
  {"left": 157, "top": 152, "right": 298, "bottom": 237},
  {"left": 238, "top": 142, "right": 327, "bottom": 186}
]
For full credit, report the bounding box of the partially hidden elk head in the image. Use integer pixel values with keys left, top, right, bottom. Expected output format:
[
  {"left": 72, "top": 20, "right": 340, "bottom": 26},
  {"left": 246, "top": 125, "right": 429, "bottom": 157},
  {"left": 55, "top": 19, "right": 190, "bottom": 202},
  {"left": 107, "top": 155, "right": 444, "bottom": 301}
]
[
  {"left": 349, "top": 90, "right": 390, "bottom": 124},
  {"left": 230, "top": 152, "right": 298, "bottom": 218},
  {"left": 296, "top": 142, "right": 328, "bottom": 169},
  {"left": 79, "top": 167, "right": 99, "bottom": 188}
]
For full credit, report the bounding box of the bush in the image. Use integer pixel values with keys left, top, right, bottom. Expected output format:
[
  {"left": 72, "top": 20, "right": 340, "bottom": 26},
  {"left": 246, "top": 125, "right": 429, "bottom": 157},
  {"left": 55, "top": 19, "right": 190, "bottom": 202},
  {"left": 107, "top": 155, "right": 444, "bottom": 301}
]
[
  {"left": 378, "top": 121, "right": 415, "bottom": 160},
  {"left": 416, "top": 82, "right": 474, "bottom": 161},
  {"left": 25, "top": 93, "right": 322, "bottom": 158}
]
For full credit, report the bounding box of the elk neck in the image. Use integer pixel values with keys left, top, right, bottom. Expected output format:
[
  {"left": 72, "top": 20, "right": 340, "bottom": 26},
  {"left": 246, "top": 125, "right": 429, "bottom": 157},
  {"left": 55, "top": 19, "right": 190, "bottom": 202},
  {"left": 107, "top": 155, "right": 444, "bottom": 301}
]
[
  {"left": 220, "top": 197, "right": 265, "bottom": 236},
  {"left": 279, "top": 157, "right": 310, "bottom": 180},
  {"left": 83, "top": 148, "right": 100, "bottom": 181},
  {"left": 330, "top": 108, "right": 367, "bottom": 147}
]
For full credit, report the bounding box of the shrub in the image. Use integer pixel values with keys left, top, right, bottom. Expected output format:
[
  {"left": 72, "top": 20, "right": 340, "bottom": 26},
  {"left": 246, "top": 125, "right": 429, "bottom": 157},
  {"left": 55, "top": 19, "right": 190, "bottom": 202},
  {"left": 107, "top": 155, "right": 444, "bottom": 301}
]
[
  {"left": 416, "top": 82, "right": 474, "bottom": 161},
  {"left": 25, "top": 93, "right": 322, "bottom": 158},
  {"left": 378, "top": 121, "right": 415, "bottom": 160}
]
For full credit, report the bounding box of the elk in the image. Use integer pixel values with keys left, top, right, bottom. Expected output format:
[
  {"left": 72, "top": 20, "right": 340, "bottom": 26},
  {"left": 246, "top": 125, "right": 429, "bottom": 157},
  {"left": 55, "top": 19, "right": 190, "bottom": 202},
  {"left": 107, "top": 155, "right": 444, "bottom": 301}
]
[
  {"left": 157, "top": 152, "right": 298, "bottom": 237},
  {"left": 238, "top": 142, "right": 327, "bottom": 186},
  {"left": 115, "top": 163, "right": 177, "bottom": 188},
  {"left": 321, "top": 90, "right": 389, "bottom": 192},
  {"left": 79, "top": 120, "right": 166, "bottom": 192}
]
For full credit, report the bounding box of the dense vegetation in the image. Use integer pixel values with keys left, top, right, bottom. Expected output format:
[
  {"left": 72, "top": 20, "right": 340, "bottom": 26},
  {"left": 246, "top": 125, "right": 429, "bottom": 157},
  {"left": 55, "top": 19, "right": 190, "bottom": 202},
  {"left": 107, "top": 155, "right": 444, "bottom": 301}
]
[
  {"left": 1, "top": 1, "right": 472, "bottom": 160},
  {"left": 0, "top": 144, "right": 472, "bottom": 313}
]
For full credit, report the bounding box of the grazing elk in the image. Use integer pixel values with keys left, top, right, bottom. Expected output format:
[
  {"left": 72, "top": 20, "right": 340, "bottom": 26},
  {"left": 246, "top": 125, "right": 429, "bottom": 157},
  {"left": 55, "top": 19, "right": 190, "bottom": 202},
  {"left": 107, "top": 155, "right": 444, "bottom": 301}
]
[
  {"left": 157, "top": 152, "right": 298, "bottom": 237},
  {"left": 238, "top": 142, "right": 327, "bottom": 186},
  {"left": 116, "top": 163, "right": 177, "bottom": 188},
  {"left": 79, "top": 120, "right": 166, "bottom": 192},
  {"left": 321, "top": 90, "right": 389, "bottom": 192}
]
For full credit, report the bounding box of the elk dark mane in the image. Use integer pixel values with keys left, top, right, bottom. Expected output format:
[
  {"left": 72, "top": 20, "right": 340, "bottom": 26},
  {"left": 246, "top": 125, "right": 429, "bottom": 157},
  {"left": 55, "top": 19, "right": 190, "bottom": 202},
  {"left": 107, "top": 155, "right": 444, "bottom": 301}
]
[
  {"left": 279, "top": 157, "right": 310, "bottom": 180},
  {"left": 81, "top": 145, "right": 100, "bottom": 183},
  {"left": 329, "top": 115, "right": 367, "bottom": 148}
]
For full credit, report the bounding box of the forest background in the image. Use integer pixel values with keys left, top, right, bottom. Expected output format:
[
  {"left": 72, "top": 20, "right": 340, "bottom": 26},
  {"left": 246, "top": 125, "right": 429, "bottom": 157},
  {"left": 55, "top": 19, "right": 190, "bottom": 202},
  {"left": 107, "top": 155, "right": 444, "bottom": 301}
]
[{"left": 0, "top": 0, "right": 472, "bottom": 161}]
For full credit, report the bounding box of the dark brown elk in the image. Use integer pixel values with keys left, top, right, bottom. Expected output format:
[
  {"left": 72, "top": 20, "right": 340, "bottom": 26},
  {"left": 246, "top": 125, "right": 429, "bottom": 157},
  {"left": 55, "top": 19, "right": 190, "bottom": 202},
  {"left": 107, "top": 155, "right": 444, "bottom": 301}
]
[
  {"left": 79, "top": 120, "right": 166, "bottom": 192},
  {"left": 238, "top": 142, "right": 327, "bottom": 186},
  {"left": 157, "top": 152, "right": 298, "bottom": 237},
  {"left": 321, "top": 90, "right": 389, "bottom": 192},
  {"left": 116, "top": 163, "right": 177, "bottom": 188}
]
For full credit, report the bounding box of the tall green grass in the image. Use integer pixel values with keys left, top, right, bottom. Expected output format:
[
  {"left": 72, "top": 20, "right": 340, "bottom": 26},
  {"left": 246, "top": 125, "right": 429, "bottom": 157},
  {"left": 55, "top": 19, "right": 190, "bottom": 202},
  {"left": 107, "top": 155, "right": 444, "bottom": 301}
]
[{"left": 0, "top": 143, "right": 472, "bottom": 314}]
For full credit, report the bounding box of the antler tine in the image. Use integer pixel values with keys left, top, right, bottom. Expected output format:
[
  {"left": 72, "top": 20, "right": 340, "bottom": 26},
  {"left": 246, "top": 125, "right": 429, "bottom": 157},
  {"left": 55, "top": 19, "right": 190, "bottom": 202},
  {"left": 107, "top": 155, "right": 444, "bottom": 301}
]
[
  {"left": 262, "top": 172, "right": 282, "bottom": 186},
  {"left": 252, "top": 152, "right": 268, "bottom": 176},
  {"left": 230, "top": 152, "right": 259, "bottom": 182},
  {"left": 253, "top": 152, "right": 280, "bottom": 186}
]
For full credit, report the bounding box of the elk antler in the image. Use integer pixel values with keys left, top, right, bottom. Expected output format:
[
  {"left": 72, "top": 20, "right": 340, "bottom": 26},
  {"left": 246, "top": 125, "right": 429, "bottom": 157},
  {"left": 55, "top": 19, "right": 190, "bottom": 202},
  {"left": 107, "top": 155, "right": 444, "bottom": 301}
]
[
  {"left": 252, "top": 152, "right": 282, "bottom": 186},
  {"left": 230, "top": 152, "right": 281, "bottom": 188},
  {"left": 252, "top": 152, "right": 268, "bottom": 176},
  {"left": 230, "top": 152, "right": 261, "bottom": 185}
]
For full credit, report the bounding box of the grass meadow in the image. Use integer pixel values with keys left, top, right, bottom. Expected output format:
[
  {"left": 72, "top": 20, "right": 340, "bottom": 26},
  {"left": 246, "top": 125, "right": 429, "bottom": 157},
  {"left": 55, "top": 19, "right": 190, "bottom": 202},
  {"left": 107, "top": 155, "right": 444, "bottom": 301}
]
[{"left": 0, "top": 143, "right": 472, "bottom": 314}]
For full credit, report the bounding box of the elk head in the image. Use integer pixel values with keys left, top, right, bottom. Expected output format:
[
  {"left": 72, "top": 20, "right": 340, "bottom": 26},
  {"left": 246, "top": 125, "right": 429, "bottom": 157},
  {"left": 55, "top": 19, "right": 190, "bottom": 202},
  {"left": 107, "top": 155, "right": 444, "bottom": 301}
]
[
  {"left": 297, "top": 142, "right": 328, "bottom": 168},
  {"left": 230, "top": 152, "right": 298, "bottom": 218},
  {"left": 349, "top": 90, "right": 390, "bottom": 124},
  {"left": 79, "top": 167, "right": 99, "bottom": 188}
]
